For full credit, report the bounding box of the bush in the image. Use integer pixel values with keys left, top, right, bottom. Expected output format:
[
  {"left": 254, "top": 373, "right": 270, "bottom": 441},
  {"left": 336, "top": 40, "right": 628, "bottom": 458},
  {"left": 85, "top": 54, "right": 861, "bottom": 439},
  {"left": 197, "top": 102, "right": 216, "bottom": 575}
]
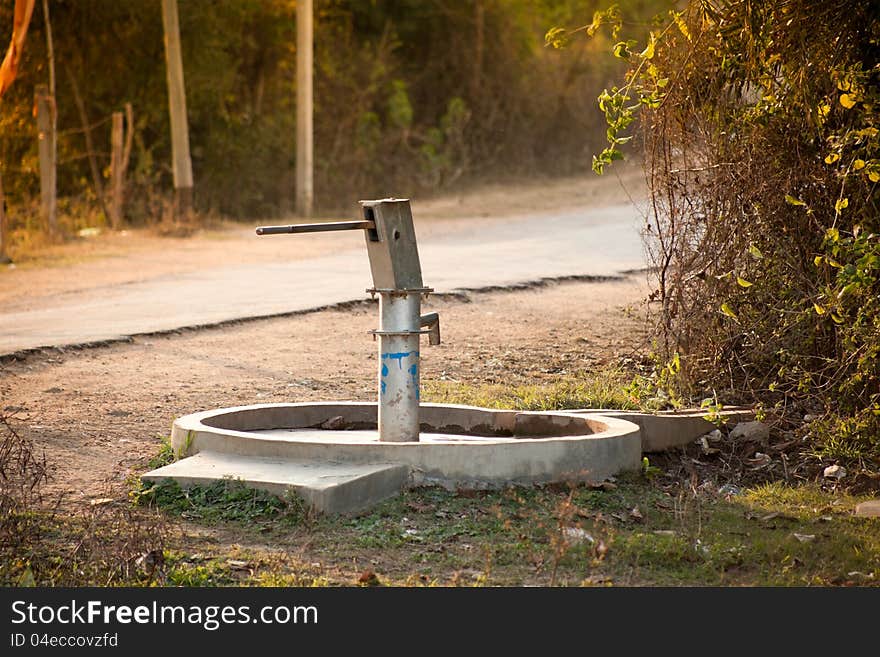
[{"left": 581, "top": 1, "right": 880, "bottom": 462}]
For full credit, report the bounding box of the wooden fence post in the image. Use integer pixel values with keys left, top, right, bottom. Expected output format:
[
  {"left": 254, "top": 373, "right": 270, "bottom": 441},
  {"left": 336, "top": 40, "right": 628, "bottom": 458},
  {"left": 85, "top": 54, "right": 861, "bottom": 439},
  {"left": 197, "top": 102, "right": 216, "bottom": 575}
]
[
  {"left": 35, "top": 83, "right": 56, "bottom": 236},
  {"left": 107, "top": 103, "right": 134, "bottom": 230},
  {"left": 109, "top": 111, "right": 123, "bottom": 229},
  {"left": 108, "top": 104, "right": 135, "bottom": 230}
]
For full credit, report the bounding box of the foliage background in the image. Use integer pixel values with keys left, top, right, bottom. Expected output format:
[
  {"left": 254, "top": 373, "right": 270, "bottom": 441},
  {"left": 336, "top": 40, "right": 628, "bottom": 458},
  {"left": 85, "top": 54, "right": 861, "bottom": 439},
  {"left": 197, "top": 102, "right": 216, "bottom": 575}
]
[{"left": 0, "top": 0, "right": 667, "bottom": 232}]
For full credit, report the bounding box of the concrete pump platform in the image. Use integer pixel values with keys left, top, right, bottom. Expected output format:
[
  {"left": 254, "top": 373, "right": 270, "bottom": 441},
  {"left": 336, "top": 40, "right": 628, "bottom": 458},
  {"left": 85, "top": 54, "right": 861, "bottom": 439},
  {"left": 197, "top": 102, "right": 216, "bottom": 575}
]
[
  {"left": 142, "top": 402, "right": 752, "bottom": 514},
  {"left": 143, "top": 402, "right": 642, "bottom": 513}
]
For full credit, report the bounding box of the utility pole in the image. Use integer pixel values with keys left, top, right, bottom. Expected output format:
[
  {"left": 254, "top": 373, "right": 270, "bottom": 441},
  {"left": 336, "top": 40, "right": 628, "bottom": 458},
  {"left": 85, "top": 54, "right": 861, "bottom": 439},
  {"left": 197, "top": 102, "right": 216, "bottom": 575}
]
[
  {"left": 296, "top": 0, "right": 313, "bottom": 217},
  {"left": 35, "top": 84, "right": 56, "bottom": 234},
  {"left": 36, "top": 0, "right": 57, "bottom": 236},
  {"left": 161, "top": 0, "right": 193, "bottom": 221}
]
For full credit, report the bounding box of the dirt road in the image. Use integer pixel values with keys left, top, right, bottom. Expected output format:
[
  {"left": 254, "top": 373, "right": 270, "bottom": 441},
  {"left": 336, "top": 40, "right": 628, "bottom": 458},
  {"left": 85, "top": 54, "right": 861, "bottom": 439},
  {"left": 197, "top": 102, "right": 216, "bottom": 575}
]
[{"left": 0, "top": 168, "right": 648, "bottom": 355}]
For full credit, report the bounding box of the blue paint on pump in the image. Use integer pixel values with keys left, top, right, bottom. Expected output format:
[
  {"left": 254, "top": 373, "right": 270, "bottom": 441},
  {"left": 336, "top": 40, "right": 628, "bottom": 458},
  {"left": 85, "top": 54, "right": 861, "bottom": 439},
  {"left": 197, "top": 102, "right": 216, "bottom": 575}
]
[
  {"left": 409, "top": 364, "right": 419, "bottom": 400},
  {"left": 381, "top": 351, "right": 419, "bottom": 369},
  {"left": 380, "top": 352, "right": 419, "bottom": 397},
  {"left": 380, "top": 362, "right": 389, "bottom": 396}
]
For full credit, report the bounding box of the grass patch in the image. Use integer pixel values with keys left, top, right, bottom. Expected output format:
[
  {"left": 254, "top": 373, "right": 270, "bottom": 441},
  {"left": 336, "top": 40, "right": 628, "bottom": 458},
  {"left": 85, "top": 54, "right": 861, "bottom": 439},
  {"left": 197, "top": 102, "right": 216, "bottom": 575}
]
[
  {"left": 9, "top": 413, "right": 878, "bottom": 586},
  {"left": 163, "top": 552, "right": 243, "bottom": 587},
  {"left": 127, "top": 469, "right": 880, "bottom": 586},
  {"left": 133, "top": 478, "right": 310, "bottom": 527},
  {"left": 422, "top": 368, "right": 642, "bottom": 411},
  {"left": 0, "top": 505, "right": 170, "bottom": 587},
  {"left": 146, "top": 435, "right": 175, "bottom": 470},
  {"left": 9, "top": 475, "right": 879, "bottom": 586},
  {"left": 273, "top": 476, "right": 880, "bottom": 586}
]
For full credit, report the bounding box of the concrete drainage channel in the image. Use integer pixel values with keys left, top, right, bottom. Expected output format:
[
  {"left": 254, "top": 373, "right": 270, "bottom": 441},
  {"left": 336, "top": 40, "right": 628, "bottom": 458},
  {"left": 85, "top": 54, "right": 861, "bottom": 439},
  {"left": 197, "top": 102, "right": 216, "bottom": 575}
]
[{"left": 143, "top": 199, "right": 752, "bottom": 514}]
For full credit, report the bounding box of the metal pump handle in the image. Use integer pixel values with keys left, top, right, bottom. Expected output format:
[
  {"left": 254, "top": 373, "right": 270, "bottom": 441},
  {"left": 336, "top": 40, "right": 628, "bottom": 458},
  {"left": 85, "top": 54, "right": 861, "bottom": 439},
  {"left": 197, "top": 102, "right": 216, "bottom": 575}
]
[{"left": 255, "top": 220, "right": 374, "bottom": 236}]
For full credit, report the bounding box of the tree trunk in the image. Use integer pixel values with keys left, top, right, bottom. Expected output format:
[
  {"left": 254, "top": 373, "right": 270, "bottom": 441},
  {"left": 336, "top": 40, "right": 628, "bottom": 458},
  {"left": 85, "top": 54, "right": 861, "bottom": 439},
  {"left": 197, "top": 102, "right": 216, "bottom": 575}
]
[
  {"left": 470, "top": 0, "right": 485, "bottom": 100},
  {"left": 0, "top": 170, "right": 11, "bottom": 264},
  {"left": 65, "top": 63, "right": 109, "bottom": 221},
  {"left": 35, "top": 84, "right": 56, "bottom": 235},
  {"left": 161, "top": 0, "right": 194, "bottom": 224},
  {"left": 0, "top": 0, "right": 36, "bottom": 98},
  {"left": 41, "top": 0, "right": 54, "bottom": 96}
]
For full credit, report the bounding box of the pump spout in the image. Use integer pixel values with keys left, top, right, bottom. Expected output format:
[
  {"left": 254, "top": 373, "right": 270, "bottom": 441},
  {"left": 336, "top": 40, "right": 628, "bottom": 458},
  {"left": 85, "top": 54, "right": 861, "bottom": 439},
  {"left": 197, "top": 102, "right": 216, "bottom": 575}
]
[{"left": 420, "top": 312, "right": 440, "bottom": 346}]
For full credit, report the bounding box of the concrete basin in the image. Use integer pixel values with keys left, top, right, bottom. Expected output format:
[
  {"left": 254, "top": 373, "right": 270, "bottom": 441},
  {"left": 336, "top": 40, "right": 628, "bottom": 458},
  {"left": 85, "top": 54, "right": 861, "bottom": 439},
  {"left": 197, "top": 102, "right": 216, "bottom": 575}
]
[{"left": 143, "top": 402, "right": 641, "bottom": 513}]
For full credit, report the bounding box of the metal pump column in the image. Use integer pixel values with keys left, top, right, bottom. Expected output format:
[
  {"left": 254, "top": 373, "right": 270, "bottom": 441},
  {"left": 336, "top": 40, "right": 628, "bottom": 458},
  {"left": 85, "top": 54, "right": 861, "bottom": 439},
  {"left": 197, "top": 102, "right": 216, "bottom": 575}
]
[
  {"left": 362, "top": 199, "right": 438, "bottom": 442},
  {"left": 256, "top": 198, "right": 439, "bottom": 443},
  {"left": 374, "top": 291, "right": 422, "bottom": 441}
]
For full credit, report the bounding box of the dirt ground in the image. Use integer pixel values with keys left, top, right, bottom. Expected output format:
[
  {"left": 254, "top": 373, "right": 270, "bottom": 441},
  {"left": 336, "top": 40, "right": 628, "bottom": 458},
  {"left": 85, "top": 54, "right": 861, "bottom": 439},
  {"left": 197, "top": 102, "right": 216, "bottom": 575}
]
[{"left": 1, "top": 276, "right": 651, "bottom": 507}]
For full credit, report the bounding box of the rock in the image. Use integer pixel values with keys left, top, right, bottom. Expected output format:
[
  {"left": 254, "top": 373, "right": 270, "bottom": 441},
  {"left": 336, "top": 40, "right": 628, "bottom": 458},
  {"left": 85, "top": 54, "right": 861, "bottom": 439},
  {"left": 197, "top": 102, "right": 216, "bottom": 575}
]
[
  {"left": 135, "top": 549, "right": 165, "bottom": 573},
  {"left": 706, "top": 429, "right": 723, "bottom": 442},
  {"left": 358, "top": 570, "right": 380, "bottom": 586},
  {"left": 803, "top": 414, "right": 816, "bottom": 423},
  {"left": 696, "top": 432, "right": 721, "bottom": 455},
  {"left": 319, "top": 415, "right": 347, "bottom": 430},
  {"left": 717, "top": 483, "right": 742, "bottom": 496},
  {"left": 823, "top": 464, "right": 847, "bottom": 480},
  {"left": 729, "top": 421, "right": 770, "bottom": 444},
  {"left": 403, "top": 528, "right": 423, "bottom": 542},
  {"left": 563, "top": 527, "right": 595, "bottom": 544},
  {"left": 747, "top": 452, "right": 772, "bottom": 467},
  {"left": 846, "top": 571, "right": 874, "bottom": 581},
  {"left": 855, "top": 500, "right": 880, "bottom": 518},
  {"left": 793, "top": 533, "right": 815, "bottom": 543}
]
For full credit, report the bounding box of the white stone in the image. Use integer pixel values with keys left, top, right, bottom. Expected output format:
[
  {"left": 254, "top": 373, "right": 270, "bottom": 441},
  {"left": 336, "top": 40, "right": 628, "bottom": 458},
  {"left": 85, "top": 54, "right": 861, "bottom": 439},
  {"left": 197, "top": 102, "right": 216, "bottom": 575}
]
[
  {"left": 706, "top": 429, "right": 723, "bottom": 442},
  {"left": 855, "top": 500, "right": 880, "bottom": 518},
  {"left": 823, "top": 464, "right": 847, "bottom": 480},
  {"left": 562, "top": 527, "right": 594, "bottom": 544},
  {"left": 729, "top": 421, "right": 770, "bottom": 443}
]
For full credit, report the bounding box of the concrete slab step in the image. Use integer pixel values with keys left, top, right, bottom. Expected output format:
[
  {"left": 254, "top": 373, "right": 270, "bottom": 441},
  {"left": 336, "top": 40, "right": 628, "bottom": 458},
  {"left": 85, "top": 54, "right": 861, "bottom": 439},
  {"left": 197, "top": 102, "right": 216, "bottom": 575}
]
[{"left": 142, "top": 451, "right": 410, "bottom": 515}]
